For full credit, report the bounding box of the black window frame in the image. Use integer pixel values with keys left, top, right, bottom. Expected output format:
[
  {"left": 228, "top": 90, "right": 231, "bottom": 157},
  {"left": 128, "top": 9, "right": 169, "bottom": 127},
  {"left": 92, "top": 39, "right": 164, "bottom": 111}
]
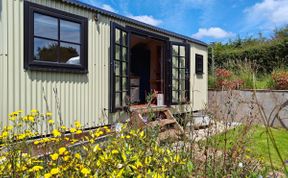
[
  {"left": 110, "top": 22, "right": 130, "bottom": 113},
  {"left": 195, "top": 54, "right": 204, "bottom": 75},
  {"left": 24, "top": 1, "right": 88, "bottom": 73},
  {"left": 170, "top": 42, "right": 190, "bottom": 105}
]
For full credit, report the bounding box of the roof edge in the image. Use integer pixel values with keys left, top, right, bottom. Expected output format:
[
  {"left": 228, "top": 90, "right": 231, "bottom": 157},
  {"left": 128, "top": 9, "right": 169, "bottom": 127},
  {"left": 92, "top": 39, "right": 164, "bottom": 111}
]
[{"left": 62, "top": 0, "right": 208, "bottom": 47}]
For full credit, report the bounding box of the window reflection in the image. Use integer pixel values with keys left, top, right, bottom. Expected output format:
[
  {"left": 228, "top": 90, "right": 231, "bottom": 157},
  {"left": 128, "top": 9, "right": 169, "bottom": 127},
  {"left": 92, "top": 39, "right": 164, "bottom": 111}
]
[
  {"left": 34, "top": 38, "right": 58, "bottom": 62},
  {"left": 59, "top": 43, "right": 80, "bottom": 64},
  {"left": 34, "top": 13, "right": 58, "bottom": 40},
  {"left": 60, "top": 20, "right": 80, "bottom": 43}
]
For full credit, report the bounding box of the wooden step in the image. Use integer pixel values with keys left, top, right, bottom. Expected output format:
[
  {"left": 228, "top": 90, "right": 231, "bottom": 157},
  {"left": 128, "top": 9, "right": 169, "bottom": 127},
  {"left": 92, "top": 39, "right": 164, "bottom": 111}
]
[
  {"left": 158, "top": 129, "right": 181, "bottom": 141},
  {"left": 147, "top": 119, "right": 176, "bottom": 128}
]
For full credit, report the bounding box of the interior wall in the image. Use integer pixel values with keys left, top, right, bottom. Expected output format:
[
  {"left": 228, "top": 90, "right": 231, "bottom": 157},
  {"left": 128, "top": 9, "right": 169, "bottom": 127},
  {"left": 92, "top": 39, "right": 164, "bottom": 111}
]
[{"left": 131, "top": 35, "right": 164, "bottom": 93}]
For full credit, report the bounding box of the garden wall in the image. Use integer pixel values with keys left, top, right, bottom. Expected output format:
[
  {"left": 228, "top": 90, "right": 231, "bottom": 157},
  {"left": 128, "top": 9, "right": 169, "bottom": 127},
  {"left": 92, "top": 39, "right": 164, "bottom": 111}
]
[{"left": 208, "top": 89, "right": 288, "bottom": 128}]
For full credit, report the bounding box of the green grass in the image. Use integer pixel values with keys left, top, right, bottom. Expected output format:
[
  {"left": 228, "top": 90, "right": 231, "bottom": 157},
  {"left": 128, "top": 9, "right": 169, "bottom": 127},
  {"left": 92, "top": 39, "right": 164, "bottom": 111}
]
[{"left": 211, "top": 125, "right": 288, "bottom": 170}]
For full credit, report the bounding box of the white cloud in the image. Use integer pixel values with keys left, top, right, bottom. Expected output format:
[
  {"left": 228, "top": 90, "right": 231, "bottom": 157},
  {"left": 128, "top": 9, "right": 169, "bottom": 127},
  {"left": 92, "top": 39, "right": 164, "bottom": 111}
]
[
  {"left": 128, "top": 15, "right": 162, "bottom": 26},
  {"left": 192, "top": 27, "right": 234, "bottom": 39},
  {"left": 101, "top": 4, "right": 117, "bottom": 13},
  {"left": 244, "top": 0, "right": 288, "bottom": 29}
]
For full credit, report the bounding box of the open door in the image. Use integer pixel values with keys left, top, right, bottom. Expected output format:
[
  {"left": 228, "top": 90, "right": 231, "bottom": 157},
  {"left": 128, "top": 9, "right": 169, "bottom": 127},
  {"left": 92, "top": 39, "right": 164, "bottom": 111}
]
[
  {"left": 110, "top": 22, "right": 130, "bottom": 112},
  {"left": 167, "top": 42, "right": 190, "bottom": 105}
]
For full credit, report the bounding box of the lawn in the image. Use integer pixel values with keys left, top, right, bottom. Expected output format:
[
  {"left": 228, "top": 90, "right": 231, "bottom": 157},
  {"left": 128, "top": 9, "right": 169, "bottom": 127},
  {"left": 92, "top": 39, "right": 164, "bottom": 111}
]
[{"left": 211, "top": 125, "right": 288, "bottom": 170}]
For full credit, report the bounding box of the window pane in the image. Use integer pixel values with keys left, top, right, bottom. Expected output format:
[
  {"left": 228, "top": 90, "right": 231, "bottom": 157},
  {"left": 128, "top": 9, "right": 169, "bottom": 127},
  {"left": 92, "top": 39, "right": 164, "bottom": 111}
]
[
  {"left": 172, "top": 45, "right": 178, "bottom": 56},
  {"left": 34, "top": 38, "right": 58, "bottom": 62},
  {"left": 172, "top": 79, "right": 179, "bottom": 90},
  {"left": 180, "top": 57, "right": 185, "bottom": 68},
  {"left": 122, "top": 47, "right": 127, "bottom": 61},
  {"left": 59, "top": 43, "right": 80, "bottom": 64},
  {"left": 60, "top": 20, "right": 80, "bottom": 43},
  {"left": 34, "top": 13, "right": 58, "bottom": 40},
  {"left": 172, "top": 68, "right": 178, "bottom": 79},
  {"left": 122, "top": 92, "right": 127, "bottom": 106},
  {"left": 122, "top": 62, "right": 127, "bottom": 76},
  {"left": 122, "top": 32, "right": 127, "bottom": 46},
  {"left": 115, "top": 45, "right": 120, "bottom": 60},
  {"left": 114, "top": 61, "right": 120, "bottom": 76},
  {"left": 180, "top": 69, "right": 185, "bottom": 80},
  {"left": 180, "top": 91, "right": 187, "bottom": 102},
  {"left": 115, "top": 93, "right": 121, "bottom": 108},
  {"left": 115, "top": 77, "right": 121, "bottom": 92},
  {"left": 179, "top": 46, "right": 185, "bottom": 56},
  {"left": 115, "top": 29, "right": 121, "bottom": 44},
  {"left": 172, "top": 56, "right": 178, "bottom": 68},
  {"left": 122, "top": 77, "right": 127, "bottom": 90},
  {"left": 179, "top": 80, "right": 185, "bottom": 91},
  {"left": 172, "top": 91, "right": 178, "bottom": 103}
]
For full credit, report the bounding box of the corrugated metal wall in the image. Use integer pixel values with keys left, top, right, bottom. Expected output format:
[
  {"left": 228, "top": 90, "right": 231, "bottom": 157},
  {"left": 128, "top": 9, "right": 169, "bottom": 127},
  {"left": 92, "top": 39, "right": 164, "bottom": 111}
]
[
  {"left": 0, "top": 0, "right": 208, "bottom": 130},
  {"left": 0, "top": 0, "right": 112, "bottom": 130}
]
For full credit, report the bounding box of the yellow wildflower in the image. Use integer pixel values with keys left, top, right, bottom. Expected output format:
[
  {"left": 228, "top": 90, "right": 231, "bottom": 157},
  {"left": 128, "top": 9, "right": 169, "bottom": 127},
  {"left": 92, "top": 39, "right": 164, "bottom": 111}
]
[
  {"left": 52, "top": 129, "right": 61, "bottom": 137},
  {"left": 70, "top": 128, "right": 77, "bottom": 133},
  {"left": 75, "top": 153, "right": 81, "bottom": 159},
  {"left": 28, "top": 116, "right": 35, "bottom": 122},
  {"left": 6, "top": 126, "right": 13, "bottom": 130},
  {"left": 48, "top": 119, "right": 54, "bottom": 124},
  {"left": 17, "top": 134, "right": 26, "bottom": 140},
  {"left": 81, "top": 167, "right": 91, "bottom": 176},
  {"left": 76, "top": 130, "right": 82, "bottom": 134},
  {"left": 61, "top": 126, "right": 67, "bottom": 130},
  {"left": 44, "top": 173, "right": 52, "bottom": 178},
  {"left": 64, "top": 156, "right": 70, "bottom": 161},
  {"left": 95, "top": 130, "right": 104, "bottom": 137},
  {"left": 46, "top": 112, "right": 52, "bottom": 117},
  {"left": 126, "top": 135, "right": 131, "bottom": 139},
  {"left": 59, "top": 147, "right": 67, "bottom": 155},
  {"left": 2, "top": 131, "right": 8, "bottom": 138},
  {"left": 50, "top": 167, "right": 59, "bottom": 175},
  {"left": 31, "top": 109, "right": 38, "bottom": 113},
  {"left": 30, "top": 165, "right": 43, "bottom": 172},
  {"left": 74, "top": 121, "right": 81, "bottom": 128},
  {"left": 9, "top": 117, "right": 16, "bottom": 121},
  {"left": 50, "top": 153, "right": 59, "bottom": 161},
  {"left": 34, "top": 140, "right": 40, "bottom": 145}
]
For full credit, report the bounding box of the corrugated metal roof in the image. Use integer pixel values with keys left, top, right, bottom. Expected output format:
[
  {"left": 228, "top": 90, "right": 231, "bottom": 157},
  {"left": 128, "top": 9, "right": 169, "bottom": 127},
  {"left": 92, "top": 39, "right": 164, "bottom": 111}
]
[{"left": 61, "top": 0, "right": 208, "bottom": 47}]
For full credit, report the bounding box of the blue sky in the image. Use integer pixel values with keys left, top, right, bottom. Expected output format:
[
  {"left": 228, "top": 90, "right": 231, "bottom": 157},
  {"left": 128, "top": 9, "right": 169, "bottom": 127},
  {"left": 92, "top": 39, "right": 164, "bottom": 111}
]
[{"left": 79, "top": 0, "right": 288, "bottom": 44}]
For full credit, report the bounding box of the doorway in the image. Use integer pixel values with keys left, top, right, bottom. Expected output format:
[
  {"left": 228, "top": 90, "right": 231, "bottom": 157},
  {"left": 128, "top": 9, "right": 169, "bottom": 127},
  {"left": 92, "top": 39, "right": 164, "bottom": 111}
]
[{"left": 130, "top": 34, "right": 165, "bottom": 104}]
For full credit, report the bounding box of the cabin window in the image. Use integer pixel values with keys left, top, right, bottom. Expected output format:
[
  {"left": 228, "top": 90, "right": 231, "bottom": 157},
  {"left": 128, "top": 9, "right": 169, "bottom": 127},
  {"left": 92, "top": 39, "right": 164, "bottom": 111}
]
[
  {"left": 171, "top": 44, "right": 190, "bottom": 104},
  {"left": 24, "top": 2, "right": 88, "bottom": 73},
  {"left": 195, "top": 54, "right": 204, "bottom": 74}
]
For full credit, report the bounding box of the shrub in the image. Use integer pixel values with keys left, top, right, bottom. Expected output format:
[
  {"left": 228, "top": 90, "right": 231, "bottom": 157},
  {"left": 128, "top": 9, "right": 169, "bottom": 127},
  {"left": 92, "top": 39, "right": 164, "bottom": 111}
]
[
  {"left": 0, "top": 110, "right": 192, "bottom": 177},
  {"left": 214, "top": 68, "right": 244, "bottom": 90},
  {"left": 271, "top": 70, "right": 288, "bottom": 90}
]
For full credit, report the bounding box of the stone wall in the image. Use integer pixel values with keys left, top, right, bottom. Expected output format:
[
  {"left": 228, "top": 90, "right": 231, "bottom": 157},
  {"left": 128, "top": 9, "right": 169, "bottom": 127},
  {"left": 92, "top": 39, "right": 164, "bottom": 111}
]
[{"left": 208, "top": 90, "right": 288, "bottom": 128}]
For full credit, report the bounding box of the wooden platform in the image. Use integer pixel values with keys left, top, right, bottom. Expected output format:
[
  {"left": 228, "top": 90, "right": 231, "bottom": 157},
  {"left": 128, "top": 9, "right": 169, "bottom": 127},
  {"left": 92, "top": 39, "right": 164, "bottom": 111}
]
[{"left": 129, "top": 105, "right": 185, "bottom": 141}]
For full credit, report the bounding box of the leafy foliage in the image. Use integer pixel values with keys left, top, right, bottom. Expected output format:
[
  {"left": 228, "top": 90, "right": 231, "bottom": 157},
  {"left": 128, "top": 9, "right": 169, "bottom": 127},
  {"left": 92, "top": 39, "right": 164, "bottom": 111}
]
[{"left": 210, "top": 26, "right": 288, "bottom": 73}]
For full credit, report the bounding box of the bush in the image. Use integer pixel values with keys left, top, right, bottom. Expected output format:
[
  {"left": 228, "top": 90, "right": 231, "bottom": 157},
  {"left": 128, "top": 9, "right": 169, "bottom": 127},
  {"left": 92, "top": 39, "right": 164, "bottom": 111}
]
[
  {"left": 0, "top": 110, "right": 192, "bottom": 177},
  {"left": 214, "top": 68, "right": 244, "bottom": 90},
  {"left": 271, "top": 70, "right": 288, "bottom": 90}
]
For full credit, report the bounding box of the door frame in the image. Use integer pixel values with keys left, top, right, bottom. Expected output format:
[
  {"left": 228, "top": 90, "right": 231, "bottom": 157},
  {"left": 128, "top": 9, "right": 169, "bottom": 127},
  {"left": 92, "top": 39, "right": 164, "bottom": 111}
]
[{"left": 127, "top": 26, "right": 170, "bottom": 106}]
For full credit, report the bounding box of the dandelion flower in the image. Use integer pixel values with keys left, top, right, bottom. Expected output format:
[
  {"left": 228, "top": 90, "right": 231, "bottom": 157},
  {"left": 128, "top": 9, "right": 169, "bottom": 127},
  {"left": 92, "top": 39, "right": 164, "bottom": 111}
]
[
  {"left": 81, "top": 167, "right": 91, "bottom": 176},
  {"left": 44, "top": 173, "right": 52, "bottom": 178},
  {"left": 50, "top": 167, "right": 59, "bottom": 175},
  {"left": 74, "top": 121, "right": 81, "bottom": 128},
  {"left": 59, "top": 147, "right": 67, "bottom": 155},
  {"left": 52, "top": 129, "right": 61, "bottom": 137},
  {"left": 48, "top": 119, "right": 54, "bottom": 124},
  {"left": 75, "top": 153, "right": 81, "bottom": 159},
  {"left": 50, "top": 153, "right": 59, "bottom": 161},
  {"left": 46, "top": 112, "right": 52, "bottom": 117},
  {"left": 70, "top": 128, "right": 77, "bottom": 133},
  {"left": 76, "top": 130, "right": 82, "bottom": 134},
  {"left": 30, "top": 165, "right": 43, "bottom": 172}
]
